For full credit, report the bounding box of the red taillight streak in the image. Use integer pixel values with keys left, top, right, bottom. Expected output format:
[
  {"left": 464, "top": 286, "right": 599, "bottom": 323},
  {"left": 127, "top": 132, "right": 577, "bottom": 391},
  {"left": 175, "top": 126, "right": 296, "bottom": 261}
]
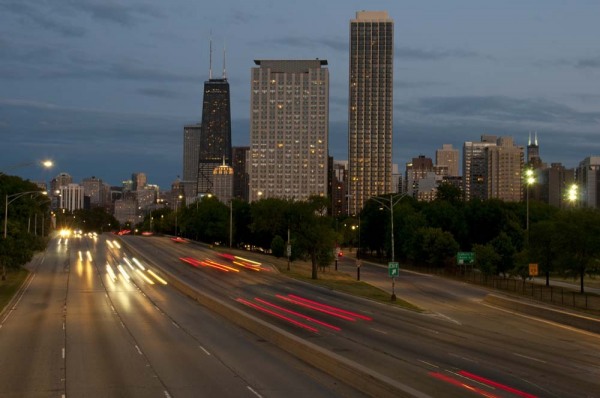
[
  {"left": 254, "top": 298, "right": 341, "bottom": 331},
  {"left": 429, "top": 372, "right": 501, "bottom": 398},
  {"left": 180, "top": 257, "right": 199, "bottom": 267},
  {"left": 458, "top": 371, "right": 538, "bottom": 398},
  {"left": 287, "top": 294, "right": 373, "bottom": 321},
  {"left": 276, "top": 295, "right": 357, "bottom": 321},
  {"left": 236, "top": 298, "right": 318, "bottom": 333},
  {"left": 217, "top": 253, "right": 236, "bottom": 261}
]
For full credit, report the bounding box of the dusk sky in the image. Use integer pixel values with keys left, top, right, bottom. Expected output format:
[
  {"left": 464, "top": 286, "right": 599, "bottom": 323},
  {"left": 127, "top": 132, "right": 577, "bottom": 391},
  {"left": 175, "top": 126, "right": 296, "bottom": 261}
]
[{"left": 2, "top": 0, "right": 600, "bottom": 189}]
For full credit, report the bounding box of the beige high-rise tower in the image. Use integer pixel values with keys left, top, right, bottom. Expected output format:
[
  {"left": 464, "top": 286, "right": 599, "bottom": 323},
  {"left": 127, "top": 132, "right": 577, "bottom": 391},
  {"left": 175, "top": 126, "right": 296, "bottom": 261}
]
[
  {"left": 348, "top": 11, "right": 394, "bottom": 215},
  {"left": 249, "top": 60, "right": 329, "bottom": 202}
]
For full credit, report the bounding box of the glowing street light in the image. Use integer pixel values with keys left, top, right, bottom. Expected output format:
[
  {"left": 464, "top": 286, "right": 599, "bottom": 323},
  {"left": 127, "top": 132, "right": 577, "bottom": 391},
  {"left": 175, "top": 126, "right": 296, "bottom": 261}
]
[
  {"left": 0, "top": 159, "right": 53, "bottom": 176},
  {"left": 567, "top": 184, "right": 578, "bottom": 205},
  {"left": 524, "top": 168, "right": 536, "bottom": 233}
]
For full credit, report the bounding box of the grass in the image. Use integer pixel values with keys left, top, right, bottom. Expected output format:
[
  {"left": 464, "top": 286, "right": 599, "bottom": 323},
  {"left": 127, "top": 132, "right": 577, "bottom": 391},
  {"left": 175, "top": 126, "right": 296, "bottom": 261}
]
[{"left": 0, "top": 268, "right": 29, "bottom": 314}]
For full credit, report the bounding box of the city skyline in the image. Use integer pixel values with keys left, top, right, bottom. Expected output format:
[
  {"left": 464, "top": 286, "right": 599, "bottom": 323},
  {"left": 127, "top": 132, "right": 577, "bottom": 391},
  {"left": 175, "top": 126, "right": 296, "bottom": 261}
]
[{"left": 2, "top": 1, "right": 600, "bottom": 188}]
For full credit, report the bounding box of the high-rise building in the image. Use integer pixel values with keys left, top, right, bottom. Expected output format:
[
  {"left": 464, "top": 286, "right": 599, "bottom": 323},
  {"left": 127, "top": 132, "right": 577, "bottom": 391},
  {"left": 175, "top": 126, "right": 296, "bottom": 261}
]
[
  {"left": 183, "top": 124, "right": 201, "bottom": 197},
  {"left": 51, "top": 172, "right": 73, "bottom": 193},
  {"left": 330, "top": 159, "right": 348, "bottom": 217},
  {"left": 576, "top": 156, "right": 600, "bottom": 208},
  {"left": 249, "top": 60, "right": 329, "bottom": 202},
  {"left": 131, "top": 173, "right": 147, "bottom": 191},
  {"left": 212, "top": 161, "right": 234, "bottom": 204},
  {"left": 81, "top": 176, "right": 104, "bottom": 207},
  {"left": 232, "top": 146, "right": 250, "bottom": 201},
  {"left": 59, "top": 183, "right": 84, "bottom": 212},
  {"left": 348, "top": 10, "right": 394, "bottom": 215},
  {"left": 463, "top": 135, "right": 498, "bottom": 201},
  {"left": 527, "top": 131, "right": 543, "bottom": 168},
  {"left": 486, "top": 137, "right": 524, "bottom": 202},
  {"left": 540, "top": 163, "right": 575, "bottom": 208},
  {"left": 436, "top": 144, "right": 460, "bottom": 177},
  {"left": 197, "top": 74, "right": 232, "bottom": 195}
]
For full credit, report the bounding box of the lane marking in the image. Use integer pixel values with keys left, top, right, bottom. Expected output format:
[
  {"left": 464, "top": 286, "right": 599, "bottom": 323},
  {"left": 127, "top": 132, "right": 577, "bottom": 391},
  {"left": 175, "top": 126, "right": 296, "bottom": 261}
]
[
  {"left": 62, "top": 347, "right": 65, "bottom": 359},
  {"left": 164, "top": 391, "right": 172, "bottom": 398},
  {"left": 171, "top": 321, "right": 180, "bottom": 329},
  {"left": 247, "top": 386, "right": 263, "bottom": 398},
  {"left": 513, "top": 352, "right": 547, "bottom": 364},
  {"left": 135, "top": 345, "right": 143, "bottom": 355},
  {"left": 370, "top": 327, "right": 388, "bottom": 335},
  {"left": 449, "top": 352, "right": 479, "bottom": 363},
  {"left": 418, "top": 359, "right": 440, "bottom": 369},
  {"left": 199, "top": 345, "right": 211, "bottom": 356}
]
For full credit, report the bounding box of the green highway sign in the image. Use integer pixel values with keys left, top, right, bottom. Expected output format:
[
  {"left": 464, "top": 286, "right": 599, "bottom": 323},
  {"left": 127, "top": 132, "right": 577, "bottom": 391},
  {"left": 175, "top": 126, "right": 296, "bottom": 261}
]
[
  {"left": 388, "top": 262, "right": 399, "bottom": 277},
  {"left": 457, "top": 252, "right": 475, "bottom": 265}
]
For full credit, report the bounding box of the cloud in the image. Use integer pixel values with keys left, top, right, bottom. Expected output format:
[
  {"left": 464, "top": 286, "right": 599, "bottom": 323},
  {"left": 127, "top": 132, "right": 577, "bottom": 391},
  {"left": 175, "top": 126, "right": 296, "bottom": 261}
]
[
  {"left": 137, "top": 88, "right": 183, "bottom": 99},
  {"left": 1, "top": 2, "right": 86, "bottom": 37},
  {"left": 402, "top": 95, "right": 600, "bottom": 125},
  {"left": 396, "top": 46, "right": 487, "bottom": 61},
  {"left": 575, "top": 56, "right": 600, "bottom": 69},
  {"left": 70, "top": 1, "right": 163, "bottom": 26}
]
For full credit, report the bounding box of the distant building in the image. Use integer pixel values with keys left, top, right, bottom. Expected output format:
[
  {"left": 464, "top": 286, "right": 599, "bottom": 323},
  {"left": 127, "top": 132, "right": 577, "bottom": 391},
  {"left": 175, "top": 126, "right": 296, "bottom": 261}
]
[
  {"left": 212, "top": 161, "right": 234, "bottom": 204},
  {"left": 486, "top": 136, "right": 524, "bottom": 202},
  {"left": 197, "top": 67, "right": 232, "bottom": 195},
  {"left": 576, "top": 156, "right": 600, "bottom": 208},
  {"left": 82, "top": 176, "right": 104, "bottom": 207},
  {"left": 405, "top": 156, "right": 437, "bottom": 201},
  {"left": 114, "top": 198, "right": 137, "bottom": 226},
  {"left": 539, "top": 163, "right": 575, "bottom": 208},
  {"left": 436, "top": 144, "right": 460, "bottom": 177},
  {"left": 348, "top": 11, "right": 394, "bottom": 215},
  {"left": 131, "top": 172, "right": 147, "bottom": 191},
  {"left": 249, "top": 59, "right": 329, "bottom": 202},
  {"left": 183, "top": 124, "right": 201, "bottom": 197},
  {"left": 51, "top": 172, "right": 73, "bottom": 193},
  {"left": 59, "top": 183, "right": 85, "bottom": 212},
  {"left": 463, "top": 135, "right": 498, "bottom": 201},
  {"left": 232, "top": 146, "right": 249, "bottom": 201},
  {"left": 331, "top": 160, "right": 348, "bottom": 217}
]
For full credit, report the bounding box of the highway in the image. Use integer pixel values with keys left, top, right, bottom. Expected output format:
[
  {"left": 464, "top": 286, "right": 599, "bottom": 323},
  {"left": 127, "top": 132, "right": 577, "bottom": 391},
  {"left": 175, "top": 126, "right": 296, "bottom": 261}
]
[
  {"left": 123, "top": 235, "right": 600, "bottom": 398},
  {"left": 0, "top": 234, "right": 364, "bottom": 398}
]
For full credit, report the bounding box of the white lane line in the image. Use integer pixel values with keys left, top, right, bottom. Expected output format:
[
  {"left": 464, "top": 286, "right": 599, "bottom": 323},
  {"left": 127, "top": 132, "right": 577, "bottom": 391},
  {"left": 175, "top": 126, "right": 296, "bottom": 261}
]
[
  {"left": 171, "top": 321, "right": 180, "bottom": 329},
  {"left": 449, "top": 352, "right": 478, "bottom": 363},
  {"left": 513, "top": 352, "right": 547, "bottom": 364},
  {"left": 164, "top": 391, "right": 172, "bottom": 398},
  {"left": 62, "top": 348, "right": 65, "bottom": 359},
  {"left": 418, "top": 359, "right": 439, "bottom": 369},
  {"left": 135, "top": 345, "right": 143, "bottom": 355},
  {"left": 433, "top": 312, "right": 462, "bottom": 325},
  {"left": 370, "top": 327, "right": 388, "bottom": 335},
  {"left": 63, "top": 322, "right": 65, "bottom": 330},
  {"left": 199, "top": 345, "right": 211, "bottom": 356},
  {"left": 110, "top": 305, "right": 116, "bottom": 313},
  {"left": 1, "top": 274, "right": 36, "bottom": 326},
  {"left": 247, "top": 386, "right": 263, "bottom": 398}
]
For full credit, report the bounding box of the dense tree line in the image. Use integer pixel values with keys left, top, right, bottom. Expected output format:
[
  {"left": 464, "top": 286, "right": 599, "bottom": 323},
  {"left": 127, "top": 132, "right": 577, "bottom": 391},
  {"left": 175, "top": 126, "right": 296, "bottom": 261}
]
[
  {"left": 140, "top": 184, "right": 600, "bottom": 289},
  {"left": 0, "top": 175, "right": 50, "bottom": 273}
]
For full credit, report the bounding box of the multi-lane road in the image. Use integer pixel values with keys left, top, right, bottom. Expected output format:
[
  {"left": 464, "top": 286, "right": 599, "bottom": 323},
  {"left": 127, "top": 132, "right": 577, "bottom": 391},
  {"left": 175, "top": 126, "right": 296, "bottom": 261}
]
[
  {"left": 0, "top": 234, "right": 364, "bottom": 397},
  {"left": 1, "top": 233, "right": 599, "bottom": 397}
]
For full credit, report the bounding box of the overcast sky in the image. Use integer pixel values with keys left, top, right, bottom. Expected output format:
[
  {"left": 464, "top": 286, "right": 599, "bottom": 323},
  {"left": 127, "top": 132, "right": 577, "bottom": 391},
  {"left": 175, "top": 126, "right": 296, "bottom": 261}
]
[{"left": 2, "top": 0, "right": 600, "bottom": 188}]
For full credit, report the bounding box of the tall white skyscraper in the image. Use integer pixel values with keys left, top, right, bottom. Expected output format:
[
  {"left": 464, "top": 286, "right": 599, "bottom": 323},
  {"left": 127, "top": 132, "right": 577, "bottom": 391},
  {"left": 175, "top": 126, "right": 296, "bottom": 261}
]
[
  {"left": 348, "top": 10, "right": 394, "bottom": 215},
  {"left": 249, "top": 60, "right": 329, "bottom": 202}
]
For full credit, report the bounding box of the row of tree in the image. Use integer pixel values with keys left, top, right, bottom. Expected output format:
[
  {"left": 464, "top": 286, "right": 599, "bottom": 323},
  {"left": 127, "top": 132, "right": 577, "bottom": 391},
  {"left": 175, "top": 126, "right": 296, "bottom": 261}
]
[{"left": 141, "top": 184, "right": 600, "bottom": 292}]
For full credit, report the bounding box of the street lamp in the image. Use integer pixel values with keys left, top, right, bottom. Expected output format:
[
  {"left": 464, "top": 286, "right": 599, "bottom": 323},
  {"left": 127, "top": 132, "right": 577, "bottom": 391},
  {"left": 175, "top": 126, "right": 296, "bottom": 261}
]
[
  {"left": 174, "top": 194, "right": 183, "bottom": 236},
  {"left": 4, "top": 190, "right": 48, "bottom": 239},
  {"left": 369, "top": 192, "right": 408, "bottom": 301},
  {"left": 525, "top": 169, "right": 536, "bottom": 232},
  {"left": 0, "top": 159, "right": 53, "bottom": 176},
  {"left": 566, "top": 184, "right": 578, "bottom": 207}
]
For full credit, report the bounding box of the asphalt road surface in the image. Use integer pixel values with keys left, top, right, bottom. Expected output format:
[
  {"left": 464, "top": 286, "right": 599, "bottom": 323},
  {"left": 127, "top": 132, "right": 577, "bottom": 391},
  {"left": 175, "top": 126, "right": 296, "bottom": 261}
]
[
  {"left": 0, "top": 235, "right": 365, "bottom": 398},
  {"left": 123, "top": 235, "right": 600, "bottom": 398}
]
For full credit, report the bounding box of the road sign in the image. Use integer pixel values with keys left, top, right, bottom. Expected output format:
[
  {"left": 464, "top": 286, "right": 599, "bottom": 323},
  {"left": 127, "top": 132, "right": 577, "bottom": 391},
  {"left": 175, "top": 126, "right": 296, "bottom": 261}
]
[
  {"left": 286, "top": 244, "right": 291, "bottom": 257},
  {"left": 529, "top": 263, "right": 539, "bottom": 277},
  {"left": 457, "top": 252, "right": 475, "bottom": 265},
  {"left": 388, "top": 261, "right": 399, "bottom": 277}
]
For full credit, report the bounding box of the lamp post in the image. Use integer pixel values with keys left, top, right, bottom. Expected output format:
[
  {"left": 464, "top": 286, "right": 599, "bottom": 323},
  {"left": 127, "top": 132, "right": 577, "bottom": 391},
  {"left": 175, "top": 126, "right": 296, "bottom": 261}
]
[
  {"left": 525, "top": 169, "right": 536, "bottom": 233},
  {"left": 4, "top": 191, "right": 48, "bottom": 239},
  {"left": 0, "top": 159, "right": 53, "bottom": 177},
  {"left": 229, "top": 199, "right": 233, "bottom": 248},
  {"left": 369, "top": 192, "right": 408, "bottom": 301},
  {"left": 566, "top": 184, "right": 578, "bottom": 207},
  {"left": 174, "top": 194, "right": 183, "bottom": 236}
]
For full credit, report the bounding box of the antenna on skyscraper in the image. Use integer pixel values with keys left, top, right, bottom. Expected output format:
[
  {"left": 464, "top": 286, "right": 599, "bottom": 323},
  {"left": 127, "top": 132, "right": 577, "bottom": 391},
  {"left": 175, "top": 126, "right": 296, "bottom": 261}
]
[
  {"left": 223, "top": 41, "right": 227, "bottom": 80},
  {"left": 534, "top": 131, "right": 538, "bottom": 146},
  {"left": 209, "top": 32, "right": 213, "bottom": 80},
  {"left": 528, "top": 131, "right": 531, "bottom": 146}
]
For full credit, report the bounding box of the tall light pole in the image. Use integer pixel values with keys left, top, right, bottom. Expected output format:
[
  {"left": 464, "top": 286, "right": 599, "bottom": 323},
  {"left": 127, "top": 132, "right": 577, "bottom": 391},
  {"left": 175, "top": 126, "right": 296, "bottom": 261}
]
[
  {"left": 229, "top": 199, "right": 233, "bottom": 248},
  {"left": 4, "top": 191, "right": 48, "bottom": 239},
  {"left": 369, "top": 192, "right": 408, "bottom": 301},
  {"left": 0, "top": 159, "right": 53, "bottom": 177},
  {"left": 525, "top": 169, "right": 536, "bottom": 233},
  {"left": 174, "top": 194, "right": 183, "bottom": 236},
  {"left": 566, "top": 183, "right": 578, "bottom": 207}
]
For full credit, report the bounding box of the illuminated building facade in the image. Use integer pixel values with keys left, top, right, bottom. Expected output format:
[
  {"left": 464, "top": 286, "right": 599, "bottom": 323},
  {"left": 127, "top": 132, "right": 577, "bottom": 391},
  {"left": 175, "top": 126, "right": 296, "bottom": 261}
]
[
  {"left": 249, "top": 59, "right": 329, "bottom": 202},
  {"left": 348, "top": 10, "right": 394, "bottom": 215}
]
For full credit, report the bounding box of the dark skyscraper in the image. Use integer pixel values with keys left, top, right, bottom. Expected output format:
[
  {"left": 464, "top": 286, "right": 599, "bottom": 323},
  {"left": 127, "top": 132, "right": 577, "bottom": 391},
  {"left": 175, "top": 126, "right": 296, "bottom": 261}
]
[{"left": 197, "top": 44, "right": 232, "bottom": 195}]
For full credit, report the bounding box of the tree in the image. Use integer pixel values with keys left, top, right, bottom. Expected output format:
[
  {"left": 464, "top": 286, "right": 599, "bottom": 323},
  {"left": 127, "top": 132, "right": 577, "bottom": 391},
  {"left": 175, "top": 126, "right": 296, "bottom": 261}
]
[
  {"left": 271, "top": 235, "right": 285, "bottom": 258},
  {"left": 408, "top": 227, "right": 459, "bottom": 268},
  {"left": 473, "top": 243, "right": 501, "bottom": 279},
  {"left": 528, "top": 220, "right": 558, "bottom": 286},
  {"left": 490, "top": 232, "right": 516, "bottom": 277},
  {"left": 553, "top": 208, "right": 600, "bottom": 293}
]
